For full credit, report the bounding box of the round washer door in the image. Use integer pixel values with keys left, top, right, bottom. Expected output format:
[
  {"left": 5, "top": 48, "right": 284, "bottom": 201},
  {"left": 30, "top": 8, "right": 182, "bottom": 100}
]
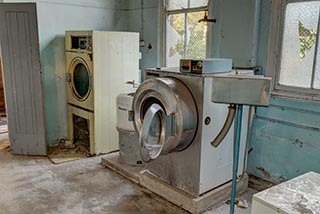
[
  {"left": 69, "top": 57, "right": 92, "bottom": 101},
  {"left": 133, "top": 77, "right": 198, "bottom": 162}
]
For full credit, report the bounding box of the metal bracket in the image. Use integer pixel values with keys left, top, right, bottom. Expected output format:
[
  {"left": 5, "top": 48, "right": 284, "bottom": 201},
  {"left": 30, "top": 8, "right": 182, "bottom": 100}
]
[
  {"left": 165, "top": 114, "right": 176, "bottom": 136},
  {"left": 128, "top": 110, "right": 134, "bottom": 121}
]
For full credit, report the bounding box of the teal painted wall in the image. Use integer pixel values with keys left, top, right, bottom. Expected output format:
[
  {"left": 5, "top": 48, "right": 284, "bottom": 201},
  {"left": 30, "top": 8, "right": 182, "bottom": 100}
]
[
  {"left": 248, "top": 97, "right": 320, "bottom": 183},
  {"left": 247, "top": 0, "right": 320, "bottom": 183},
  {"left": 210, "top": 0, "right": 259, "bottom": 67},
  {"left": 125, "top": 0, "right": 159, "bottom": 80}
]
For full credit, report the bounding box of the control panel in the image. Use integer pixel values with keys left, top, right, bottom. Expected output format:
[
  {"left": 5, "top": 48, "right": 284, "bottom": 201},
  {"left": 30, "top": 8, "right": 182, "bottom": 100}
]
[
  {"left": 71, "top": 36, "right": 92, "bottom": 51},
  {"left": 180, "top": 58, "right": 232, "bottom": 74},
  {"left": 180, "top": 59, "right": 203, "bottom": 74}
]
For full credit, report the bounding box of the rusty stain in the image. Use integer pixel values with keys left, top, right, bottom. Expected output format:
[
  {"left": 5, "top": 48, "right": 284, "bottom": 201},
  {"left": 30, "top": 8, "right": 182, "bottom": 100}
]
[
  {"left": 293, "top": 139, "right": 304, "bottom": 148},
  {"left": 256, "top": 167, "right": 271, "bottom": 179}
]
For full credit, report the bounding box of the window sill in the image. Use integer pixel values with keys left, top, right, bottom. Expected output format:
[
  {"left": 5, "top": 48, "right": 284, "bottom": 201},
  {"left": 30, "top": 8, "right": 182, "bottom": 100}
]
[{"left": 271, "top": 90, "right": 320, "bottom": 103}]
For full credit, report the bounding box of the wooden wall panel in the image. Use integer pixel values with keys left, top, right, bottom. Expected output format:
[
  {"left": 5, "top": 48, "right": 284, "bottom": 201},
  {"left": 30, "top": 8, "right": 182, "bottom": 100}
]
[{"left": 93, "top": 31, "right": 139, "bottom": 154}]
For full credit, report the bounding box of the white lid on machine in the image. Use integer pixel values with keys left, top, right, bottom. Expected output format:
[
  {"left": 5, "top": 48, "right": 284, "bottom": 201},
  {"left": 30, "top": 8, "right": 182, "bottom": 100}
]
[{"left": 116, "top": 93, "right": 135, "bottom": 132}]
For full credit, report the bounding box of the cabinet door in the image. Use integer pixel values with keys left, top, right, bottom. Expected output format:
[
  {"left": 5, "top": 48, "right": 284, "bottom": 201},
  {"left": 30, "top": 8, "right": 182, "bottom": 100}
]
[{"left": 93, "top": 31, "right": 139, "bottom": 154}]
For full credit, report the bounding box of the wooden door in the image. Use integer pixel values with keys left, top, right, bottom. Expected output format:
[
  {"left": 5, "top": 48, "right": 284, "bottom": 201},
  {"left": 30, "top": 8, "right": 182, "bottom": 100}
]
[{"left": 0, "top": 3, "right": 46, "bottom": 156}]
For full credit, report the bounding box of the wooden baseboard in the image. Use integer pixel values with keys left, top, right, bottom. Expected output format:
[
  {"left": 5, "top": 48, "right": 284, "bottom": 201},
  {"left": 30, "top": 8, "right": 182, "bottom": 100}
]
[
  {"left": 102, "top": 153, "right": 249, "bottom": 214},
  {"left": 140, "top": 170, "right": 249, "bottom": 214}
]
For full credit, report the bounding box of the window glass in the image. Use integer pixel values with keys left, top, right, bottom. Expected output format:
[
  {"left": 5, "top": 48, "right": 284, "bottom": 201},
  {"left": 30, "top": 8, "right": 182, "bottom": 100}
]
[
  {"left": 189, "top": 0, "right": 209, "bottom": 8},
  {"left": 166, "top": 0, "right": 208, "bottom": 10},
  {"left": 279, "top": 1, "right": 320, "bottom": 88},
  {"left": 166, "top": 11, "right": 207, "bottom": 67},
  {"left": 166, "top": 13, "right": 186, "bottom": 67},
  {"left": 186, "top": 12, "right": 207, "bottom": 59}
]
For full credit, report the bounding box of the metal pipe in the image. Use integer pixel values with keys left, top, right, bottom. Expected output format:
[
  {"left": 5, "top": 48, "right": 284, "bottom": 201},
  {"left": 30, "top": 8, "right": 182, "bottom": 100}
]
[
  {"left": 211, "top": 104, "right": 236, "bottom": 147},
  {"left": 243, "top": 106, "right": 255, "bottom": 175},
  {"left": 230, "top": 105, "right": 243, "bottom": 214}
]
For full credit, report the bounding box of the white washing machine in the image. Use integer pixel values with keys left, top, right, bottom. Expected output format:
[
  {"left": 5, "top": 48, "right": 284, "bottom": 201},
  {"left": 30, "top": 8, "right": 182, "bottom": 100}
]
[
  {"left": 65, "top": 31, "right": 140, "bottom": 155},
  {"left": 133, "top": 67, "right": 249, "bottom": 196}
]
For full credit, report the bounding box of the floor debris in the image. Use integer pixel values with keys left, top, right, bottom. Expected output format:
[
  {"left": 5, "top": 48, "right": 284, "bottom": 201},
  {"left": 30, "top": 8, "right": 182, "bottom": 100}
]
[
  {"left": 236, "top": 199, "right": 249, "bottom": 209},
  {"left": 0, "top": 140, "right": 9, "bottom": 150},
  {"left": 47, "top": 139, "right": 90, "bottom": 164}
]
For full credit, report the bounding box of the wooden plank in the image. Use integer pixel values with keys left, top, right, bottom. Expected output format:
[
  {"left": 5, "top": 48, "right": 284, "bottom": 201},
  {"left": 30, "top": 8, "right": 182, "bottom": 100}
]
[
  {"left": 93, "top": 31, "right": 139, "bottom": 154},
  {"left": 101, "top": 152, "right": 249, "bottom": 213},
  {"left": 0, "top": 3, "right": 46, "bottom": 155},
  {"left": 139, "top": 170, "right": 197, "bottom": 213},
  {"left": 139, "top": 170, "right": 249, "bottom": 214},
  {"left": 101, "top": 152, "right": 142, "bottom": 184}
]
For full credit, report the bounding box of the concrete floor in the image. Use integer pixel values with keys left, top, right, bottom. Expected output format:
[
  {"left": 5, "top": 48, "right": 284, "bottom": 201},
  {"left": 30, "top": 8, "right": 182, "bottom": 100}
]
[{"left": 0, "top": 140, "right": 255, "bottom": 214}]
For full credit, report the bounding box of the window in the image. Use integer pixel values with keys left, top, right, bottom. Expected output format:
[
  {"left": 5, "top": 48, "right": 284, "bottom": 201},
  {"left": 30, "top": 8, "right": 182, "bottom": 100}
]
[
  {"left": 269, "top": 0, "right": 320, "bottom": 98},
  {"left": 163, "top": 0, "right": 209, "bottom": 67}
]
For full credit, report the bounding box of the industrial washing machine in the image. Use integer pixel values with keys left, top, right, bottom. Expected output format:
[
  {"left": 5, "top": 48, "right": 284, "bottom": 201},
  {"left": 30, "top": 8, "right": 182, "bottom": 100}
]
[{"left": 133, "top": 67, "right": 249, "bottom": 196}]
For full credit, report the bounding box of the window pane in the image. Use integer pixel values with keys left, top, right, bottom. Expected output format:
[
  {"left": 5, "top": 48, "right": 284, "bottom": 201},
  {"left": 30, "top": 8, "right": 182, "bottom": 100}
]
[
  {"left": 190, "top": 0, "right": 209, "bottom": 8},
  {"left": 279, "top": 1, "right": 320, "bottom": 88},
  {"left": 166, "top": 0, "right": 188, "bottom": 10},
  {"left": 166, "top": 0, "right": 208, "bottom": 10},
  {"left": 166, "top": 13, "right": 185, "bottom": 67},
  {"left": 186, "top": 11, "right": 207, "bottom": 59}
]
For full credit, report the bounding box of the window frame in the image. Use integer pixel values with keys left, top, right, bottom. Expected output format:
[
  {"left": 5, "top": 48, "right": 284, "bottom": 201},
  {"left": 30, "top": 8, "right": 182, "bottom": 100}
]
[
  {"left": 267, "top": 0, "right": 320, "bottom": 101},
  {"left": 158, "top": 0, "right": 212, "bottom": 67}
]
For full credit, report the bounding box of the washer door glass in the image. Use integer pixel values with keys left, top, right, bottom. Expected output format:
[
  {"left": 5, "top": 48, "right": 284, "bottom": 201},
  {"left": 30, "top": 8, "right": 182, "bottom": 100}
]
[
  {"left": 139, "top": 103, "right": 166, "bottom": 162},
  {"left": 73, "top": 63, "right": 90, "bottom": 100}
]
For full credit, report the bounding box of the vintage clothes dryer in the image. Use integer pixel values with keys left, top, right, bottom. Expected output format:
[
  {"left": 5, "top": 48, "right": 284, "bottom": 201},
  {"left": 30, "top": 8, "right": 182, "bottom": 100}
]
[{"left": 65, "top": 31, "right": 139, "bottom": 154}]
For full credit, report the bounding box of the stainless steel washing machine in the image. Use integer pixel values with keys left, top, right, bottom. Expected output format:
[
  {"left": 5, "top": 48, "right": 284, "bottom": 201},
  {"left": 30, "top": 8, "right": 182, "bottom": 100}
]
[{"left": 133, "top": 67, "right": 249, "bottom": 196}]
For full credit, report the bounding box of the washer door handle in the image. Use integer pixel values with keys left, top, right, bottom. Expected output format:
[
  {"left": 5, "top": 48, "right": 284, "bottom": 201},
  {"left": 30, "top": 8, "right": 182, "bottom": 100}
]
[
  {"left": 88, "top": 75, "right": 93, "bottom": 90},
  {"left": 66, "top": 73, "right": 71, "bottom": 82},
  {"left": 139, "top": 103, "right": 166, "bottom": 162}
]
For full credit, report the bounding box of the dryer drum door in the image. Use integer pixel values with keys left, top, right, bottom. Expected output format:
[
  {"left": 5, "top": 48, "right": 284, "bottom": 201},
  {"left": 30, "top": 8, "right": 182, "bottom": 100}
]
[
  {"left": 69, "top": 57, "right": 92, "bottom": 101},
  {"left": 133, "top": 78, "right": 198, "bottom": 162}
]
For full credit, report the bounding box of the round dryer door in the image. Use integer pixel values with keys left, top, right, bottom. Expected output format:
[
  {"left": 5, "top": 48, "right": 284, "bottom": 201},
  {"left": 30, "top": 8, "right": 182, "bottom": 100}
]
[
  {"left": 69, "top": 57, "right": 92, "bottom": 101},
  {"left": 133, "top": 77, "right": 198, "bottom": 162}
]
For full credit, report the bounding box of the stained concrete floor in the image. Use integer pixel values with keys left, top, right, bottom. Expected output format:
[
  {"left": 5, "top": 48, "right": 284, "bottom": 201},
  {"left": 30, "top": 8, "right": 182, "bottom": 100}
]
[{"left": 0, "top": 140, "right": 255, "bottom": 214}]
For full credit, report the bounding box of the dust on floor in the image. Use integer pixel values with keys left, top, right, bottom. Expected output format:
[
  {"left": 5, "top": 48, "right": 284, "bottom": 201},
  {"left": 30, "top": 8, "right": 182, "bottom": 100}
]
[
  {"left": 0, "top": 145, "right": 255, "bottom": 214},
  {"left": 0, "top": 148, "right": 187, "bottom": 214},
  {"left": 47, "top": 140, "right": 90, "bottom": 164}
]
